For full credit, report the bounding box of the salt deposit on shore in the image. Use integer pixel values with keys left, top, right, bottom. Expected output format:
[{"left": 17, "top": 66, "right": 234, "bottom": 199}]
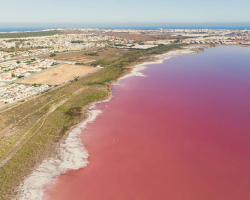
[
  {"left": 16, "top": 109, "right": 101, "bottom": 200},
  {"left": 156, "top": 49, "right": 195, "bottom": 59},
  {"left": 119, "top": 65, "right": 147, "bottom": 80}
]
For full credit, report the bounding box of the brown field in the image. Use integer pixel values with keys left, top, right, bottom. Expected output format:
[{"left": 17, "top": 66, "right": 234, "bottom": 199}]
[
  {"left": 40, "top": 48, "right": 128, "bottom": 64},
  {"left": 21, "top": 64, "right": 96, "bottom": 85},
  {"left": 100, "top": 32, "right": 189, "bottom": 42},
  {"left": 102, "top": 32, "right": 173, "bottom": 41},
  {"left": 59, "top": 30, "right": 178, "bottom": 41},
  {"left": 60, "top": 57, "right": 95, "bottom": 63}
]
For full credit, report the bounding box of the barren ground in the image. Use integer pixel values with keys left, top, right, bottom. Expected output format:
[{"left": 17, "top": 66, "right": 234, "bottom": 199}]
[
  {"left": 40, "top": 48, "right": 128, "bottom": 64},
  {"left": 0, "top": 102, "right": 4, "bottom": 108},
  {"left": 21, "top": 64, "right": 96, "bottom": 85}
]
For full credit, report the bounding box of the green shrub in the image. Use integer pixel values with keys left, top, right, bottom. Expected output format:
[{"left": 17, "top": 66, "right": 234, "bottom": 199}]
[{"left": 50, "top": 53, "right": 56, "bottom": 57}]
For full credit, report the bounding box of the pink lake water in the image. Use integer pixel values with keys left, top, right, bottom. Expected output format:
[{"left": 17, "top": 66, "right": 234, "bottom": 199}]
[{"left": 45, "top": 46, "right": 250, "bottom": 200}]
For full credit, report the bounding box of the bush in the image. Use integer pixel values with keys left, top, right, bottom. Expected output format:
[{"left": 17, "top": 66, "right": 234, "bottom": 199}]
[
  {"left": 51, "top": 62, "right": 58, "bottom": 66},
  {"left": 50, "top": 53, "right": 56, "bottom": 57},
  {"left": 114, "top": 44, "right": 126, "bottom": 47},
  {"left": 65, "top": 107, "right": 82, "bottom": 119},
  {"left": 85, "top": 52, "right": 99, "bottom": 56},
  {"left": 71, "top": 40, "right": 83, "bottom": 43}
]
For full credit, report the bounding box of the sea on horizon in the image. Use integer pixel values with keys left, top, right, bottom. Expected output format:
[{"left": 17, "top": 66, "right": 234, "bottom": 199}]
[{"left": 0, "top": 24, "right": 250, "bottom": 33}]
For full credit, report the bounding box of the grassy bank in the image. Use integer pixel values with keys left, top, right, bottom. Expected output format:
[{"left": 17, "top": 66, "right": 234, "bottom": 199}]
[{"left": 0, "top": 43, "right": 186, "bottom": 199}]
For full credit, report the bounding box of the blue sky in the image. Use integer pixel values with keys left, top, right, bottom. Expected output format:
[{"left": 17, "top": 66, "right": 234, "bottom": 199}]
[{"left": 0, "top": 0, "right": 249, "bottom": 24}]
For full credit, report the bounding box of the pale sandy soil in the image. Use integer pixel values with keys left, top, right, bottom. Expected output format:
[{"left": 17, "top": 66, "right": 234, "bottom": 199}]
[
  {"left": 0, "top": 102, "right": 5, "bottom": 108},
  {"left": 21, "top": 64, "right": 96, "bottom": 85},
  {"left": 0, "top": 125, "right": 11, "bottom": 137}
]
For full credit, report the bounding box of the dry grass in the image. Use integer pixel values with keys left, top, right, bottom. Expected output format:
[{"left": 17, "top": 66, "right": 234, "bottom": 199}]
[
  {"left": 102, "top": 32, "right": 173, "bottom": 41},
  {"left": 40, "top": 48, "right": 128, "bottom": 64}
]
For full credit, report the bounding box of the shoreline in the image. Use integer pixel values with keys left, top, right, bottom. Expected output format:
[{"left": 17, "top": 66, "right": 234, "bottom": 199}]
[{"left": 15, "top": 45, "right": 207, "bottom": 199}]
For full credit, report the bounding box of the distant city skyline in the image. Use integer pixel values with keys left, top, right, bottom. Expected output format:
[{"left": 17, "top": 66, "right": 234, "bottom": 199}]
[{"left": 0, "top": 0, "right": 250, "bottom": 24}]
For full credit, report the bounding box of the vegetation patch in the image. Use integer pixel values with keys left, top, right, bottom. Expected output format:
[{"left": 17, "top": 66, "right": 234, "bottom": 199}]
[{"left": 0, "top": 31, "right": 60, "bottom": 39}]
